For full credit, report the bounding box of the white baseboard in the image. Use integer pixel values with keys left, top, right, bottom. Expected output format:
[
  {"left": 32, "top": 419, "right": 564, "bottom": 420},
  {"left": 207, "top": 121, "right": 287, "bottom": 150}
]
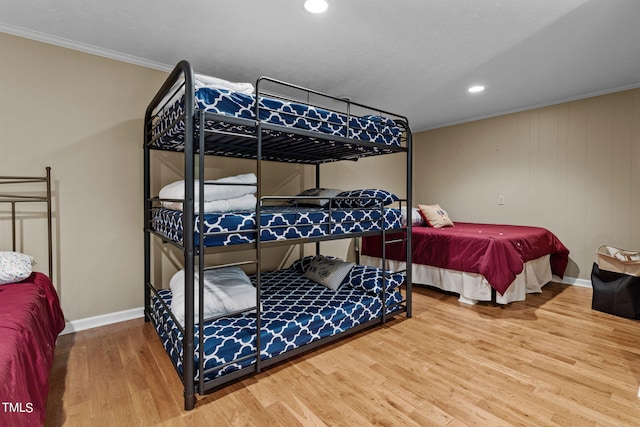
[
  {"left": 558, "top": 276, "right": 592, "bottom": 288},
  {"left": 61, "top": 307, "right": 144, "bottom": 335}
]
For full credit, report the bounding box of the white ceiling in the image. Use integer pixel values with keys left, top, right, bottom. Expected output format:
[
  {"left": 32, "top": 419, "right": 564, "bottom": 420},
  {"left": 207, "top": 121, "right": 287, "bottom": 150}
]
[{"left": 1, "top": 0, "right": 639, "bottom": 131}]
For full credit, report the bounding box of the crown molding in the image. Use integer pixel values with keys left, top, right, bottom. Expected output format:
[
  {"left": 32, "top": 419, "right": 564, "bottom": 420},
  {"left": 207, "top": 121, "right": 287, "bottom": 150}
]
[{"left": 0, "top": 22, "right": 172, "bottom": 72}]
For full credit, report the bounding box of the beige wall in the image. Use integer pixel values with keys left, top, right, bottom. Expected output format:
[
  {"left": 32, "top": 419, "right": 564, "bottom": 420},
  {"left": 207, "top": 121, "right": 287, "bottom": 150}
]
[
  {"left": 414, "top": 89, "right": 640, "bottom": 279},
  {"left": 0, "top": 33, "right": 169, "bottom": 320},
  {"left": 0, "top": 33, "right": 349, "bottom": 321}
]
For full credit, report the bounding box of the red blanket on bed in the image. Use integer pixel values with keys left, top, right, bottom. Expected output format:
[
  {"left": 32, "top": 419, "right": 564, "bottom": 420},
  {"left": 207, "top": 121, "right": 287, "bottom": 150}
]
[
  {"left": 362, "top": 222, "right": 569, "bottom": 295},
  {"left": 0, "top": 272, "right": 65, "bottom": 427}
]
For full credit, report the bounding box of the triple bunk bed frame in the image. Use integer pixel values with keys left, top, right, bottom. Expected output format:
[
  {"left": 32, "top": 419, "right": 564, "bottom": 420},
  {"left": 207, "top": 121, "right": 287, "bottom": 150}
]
[{"left": 144, "top": 60, "right": 412, "bottom": 410}]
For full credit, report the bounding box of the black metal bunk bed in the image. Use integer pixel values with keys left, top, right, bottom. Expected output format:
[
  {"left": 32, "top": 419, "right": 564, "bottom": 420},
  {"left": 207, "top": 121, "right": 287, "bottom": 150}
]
[{"left": 143, "top": 60, "right": 413, "bottom": 410}]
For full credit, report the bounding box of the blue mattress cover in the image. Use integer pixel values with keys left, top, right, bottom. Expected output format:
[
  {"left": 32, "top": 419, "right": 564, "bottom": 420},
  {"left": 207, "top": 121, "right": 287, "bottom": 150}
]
[
  {"left": 152, "top": 87, "right": 403, "bottom": 152},
  {"left": 152, "top": 205, "right": 402, "bottom": 247},
  {"left": 149, "top": 267, "right": 404, "bottom": 382}
]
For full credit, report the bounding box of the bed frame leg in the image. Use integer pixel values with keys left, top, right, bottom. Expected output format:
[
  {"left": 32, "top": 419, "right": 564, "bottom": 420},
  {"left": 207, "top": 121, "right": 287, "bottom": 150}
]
[{"left": 184, "top": 393, "right": 196, "bottom": 411}]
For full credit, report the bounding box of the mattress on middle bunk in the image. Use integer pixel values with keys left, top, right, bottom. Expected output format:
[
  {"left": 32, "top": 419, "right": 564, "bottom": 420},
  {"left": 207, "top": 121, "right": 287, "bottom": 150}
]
[
  {"left": 149, "top": 265, "right": 405, "bottom": 382},
  {"left": 152, "top": 205, "right": 403, "bottom": 247},
  {"left": 152, "top": 86, "right": 404, "bottom": 152}
]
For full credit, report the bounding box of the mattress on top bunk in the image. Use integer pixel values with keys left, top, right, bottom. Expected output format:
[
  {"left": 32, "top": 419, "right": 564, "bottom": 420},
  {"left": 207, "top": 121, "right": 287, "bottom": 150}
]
[
  {"left": 151, "top": 87, "right": 403, "bottom": 151},
  {"left": 149, "top": 266, "right": 404, "bottom": 382},
  {"left": 152, "top": 205, "right": 403, "bottom": 247}
]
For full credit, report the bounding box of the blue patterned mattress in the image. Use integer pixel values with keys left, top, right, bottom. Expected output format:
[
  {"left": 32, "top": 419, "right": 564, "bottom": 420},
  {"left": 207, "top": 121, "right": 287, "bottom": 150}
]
[
  {"left": 152, "top": 205, "right": 402, "bottom": 247},
  {"left": 152, "top": 87, "right": 403, "bottom": 152},
  {"left": 149, "top": 267, "right": 404, "bottom": 382}
]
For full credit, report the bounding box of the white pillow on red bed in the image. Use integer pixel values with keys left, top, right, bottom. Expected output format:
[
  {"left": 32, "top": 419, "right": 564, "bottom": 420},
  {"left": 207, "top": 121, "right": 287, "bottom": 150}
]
[
  {"left": 0, "top": 251, "right": 34, "bottom": 285},
  {"left": 418, "top": 204, "right": 454, "bottom": 228}
]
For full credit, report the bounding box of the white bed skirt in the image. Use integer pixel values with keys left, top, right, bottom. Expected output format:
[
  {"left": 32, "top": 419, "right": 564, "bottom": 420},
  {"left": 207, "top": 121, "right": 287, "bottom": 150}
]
[{"left": 360, "top": 254, "right": 552, "bottom": 304}]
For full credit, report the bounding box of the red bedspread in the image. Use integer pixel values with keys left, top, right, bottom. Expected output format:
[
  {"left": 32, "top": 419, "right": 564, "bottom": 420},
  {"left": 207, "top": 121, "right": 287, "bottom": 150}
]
[
  {"left": 362, "top": 222, "right": 569, "bottom": 295},
  {"left": 0, "top": 272, "right": 65, "bottom": 427}
]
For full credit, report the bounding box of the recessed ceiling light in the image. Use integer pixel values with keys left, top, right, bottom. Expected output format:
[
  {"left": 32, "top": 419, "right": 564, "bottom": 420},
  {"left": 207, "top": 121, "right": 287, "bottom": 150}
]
[
  {"left": 468, "top": 85, "right": 485, "bottom": 93},
  {"left": 305, "top": 0, "right": 328, "bottom": 14}
]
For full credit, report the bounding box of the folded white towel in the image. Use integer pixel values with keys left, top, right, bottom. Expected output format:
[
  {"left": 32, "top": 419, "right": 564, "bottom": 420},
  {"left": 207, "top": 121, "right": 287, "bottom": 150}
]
[
  {"left": 160, "top": 173, "right": 257, "bottom": 211},
  {"left": 199, "top": 194, "right": 256, "bottom": 213}
]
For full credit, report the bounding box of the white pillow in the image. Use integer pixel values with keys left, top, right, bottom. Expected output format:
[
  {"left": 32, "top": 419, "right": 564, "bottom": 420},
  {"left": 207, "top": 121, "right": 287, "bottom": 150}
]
[
  {"left": 401, "top": 207, "right": 424, "bottom": 227},
  {"left": 0, "top": 251, "right": 34, "bottom": 285},
  {"left": 194, "top": 73, "right": 255, "bottom": 94},
  {"left": 302, "top": 255, "right": 354, "bottom": 291},
  {"left": 159, "top": 173, "right": 257, "bottom": 211},
  {"left": 170, "top": 266, "right": 257, "bottom": 326},
  {"left": 198, "top": 194, "right": 256, "bottom": 213}
]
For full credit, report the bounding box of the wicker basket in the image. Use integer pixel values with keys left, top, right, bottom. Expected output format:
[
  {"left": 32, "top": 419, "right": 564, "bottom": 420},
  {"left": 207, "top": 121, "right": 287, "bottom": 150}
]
[{"left": 596, "top": 245, "right": 640, "bottom": 277}]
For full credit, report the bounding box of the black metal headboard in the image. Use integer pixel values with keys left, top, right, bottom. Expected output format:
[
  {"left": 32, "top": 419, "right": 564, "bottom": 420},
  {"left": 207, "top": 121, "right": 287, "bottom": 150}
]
[{"left": 0, "top": 167, "right": 53, "bottom": 280}]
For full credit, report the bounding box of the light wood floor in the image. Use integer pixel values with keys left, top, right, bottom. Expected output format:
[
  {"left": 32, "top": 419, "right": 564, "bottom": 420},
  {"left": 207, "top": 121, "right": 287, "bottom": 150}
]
[{"left": 45, "top": 283, "right": 640, "bottom": 426}]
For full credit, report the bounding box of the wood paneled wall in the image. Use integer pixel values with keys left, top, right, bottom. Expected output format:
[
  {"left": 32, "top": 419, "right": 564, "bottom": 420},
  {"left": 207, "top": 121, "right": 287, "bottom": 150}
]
[{"left": 414, "top": 89, "right": 640, "bottom": 279}]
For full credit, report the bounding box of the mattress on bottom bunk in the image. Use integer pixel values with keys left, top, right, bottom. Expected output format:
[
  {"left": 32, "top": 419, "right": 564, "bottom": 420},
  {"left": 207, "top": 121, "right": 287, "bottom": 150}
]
[
  {"left": 152, "top": 205, "right": 402, "bottom": 247},
  {"left": 149, "top": 267, "right": 404, "bottom": 382},
  {"left": 152, "top": 87, "right": 404, "bottom": 152}
]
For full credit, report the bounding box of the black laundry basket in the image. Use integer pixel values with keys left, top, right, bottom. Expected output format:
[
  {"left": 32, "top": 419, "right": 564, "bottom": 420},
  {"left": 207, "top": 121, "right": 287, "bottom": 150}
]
[{"left": 591, "top": 246, "right": 640, "bottom": 319}]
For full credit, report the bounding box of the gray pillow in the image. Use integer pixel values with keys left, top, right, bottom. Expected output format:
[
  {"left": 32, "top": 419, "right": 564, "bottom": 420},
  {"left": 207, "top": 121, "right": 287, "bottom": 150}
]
[
  {"left": 288, "top": 188, "right": 342, "bottom": 207},
  {"left": 302, "top": 255, "right": 354, "bottom": 291}
]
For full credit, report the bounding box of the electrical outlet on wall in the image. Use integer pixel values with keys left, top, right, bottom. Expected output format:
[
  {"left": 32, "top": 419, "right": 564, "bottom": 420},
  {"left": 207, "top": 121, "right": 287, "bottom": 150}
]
[{"left": 498, "top": 195, "right": 505, "bottom": 205}]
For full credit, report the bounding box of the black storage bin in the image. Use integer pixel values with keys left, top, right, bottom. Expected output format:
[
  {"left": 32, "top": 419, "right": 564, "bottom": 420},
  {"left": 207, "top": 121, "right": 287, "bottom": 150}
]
[{"left": 591, "top": 262, "right": 640, "bottom": 319}]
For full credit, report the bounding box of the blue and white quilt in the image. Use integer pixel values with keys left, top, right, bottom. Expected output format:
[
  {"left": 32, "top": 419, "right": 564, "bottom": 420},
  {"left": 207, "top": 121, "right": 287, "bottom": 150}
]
[
  {"left": 152, "top": 205, "right": 402, "bottom": 247},
  {"left": 149, "top": 266, "right": 404, "bottom": 382},
  {"left": 152, "top": 87, "right": 403, "bottom": 153}
]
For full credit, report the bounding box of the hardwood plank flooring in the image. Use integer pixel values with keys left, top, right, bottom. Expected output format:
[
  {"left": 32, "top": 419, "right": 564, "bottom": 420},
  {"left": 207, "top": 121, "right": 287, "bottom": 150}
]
[{"left": 45, "top": 283, "right": 640, "bottom": 426}]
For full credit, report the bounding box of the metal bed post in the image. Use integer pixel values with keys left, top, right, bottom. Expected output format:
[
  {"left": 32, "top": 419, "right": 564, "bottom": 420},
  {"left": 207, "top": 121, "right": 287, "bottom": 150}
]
[
  {"left": 405, "top": 128, "right": 413, "bottom": 318},
  {"left": 143, "top": 105, "right": 151, "bottom": 323},
  {"left": 180, "top": 62, "right": 197, "bottom": 411},
  {"left": 381, "top": 201, "right": 387, "bottom": 324},
  {"left": 197, "top": 109, "right": 207, "bottom": 396},
  {"left": 315, "top": 163, "right": 321, "bottom": 256},
  {"left": 10, "top": 201, "right": 16, "bottom": 251},
  {"left": 45, "top": 167, "right": 53, "bottom": 280},
  {"left": 254, "top": 78, "right": 264, "bottom": 375}
]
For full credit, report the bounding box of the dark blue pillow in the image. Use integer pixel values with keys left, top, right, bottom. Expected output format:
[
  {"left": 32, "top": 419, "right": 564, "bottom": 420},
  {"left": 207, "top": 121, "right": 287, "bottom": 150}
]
[
  {"left": 334, "top": 189, "right": 398, "bottom": 208},
  {"left": 342, "top": 265, "right": 405, "bottom": 294}
]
